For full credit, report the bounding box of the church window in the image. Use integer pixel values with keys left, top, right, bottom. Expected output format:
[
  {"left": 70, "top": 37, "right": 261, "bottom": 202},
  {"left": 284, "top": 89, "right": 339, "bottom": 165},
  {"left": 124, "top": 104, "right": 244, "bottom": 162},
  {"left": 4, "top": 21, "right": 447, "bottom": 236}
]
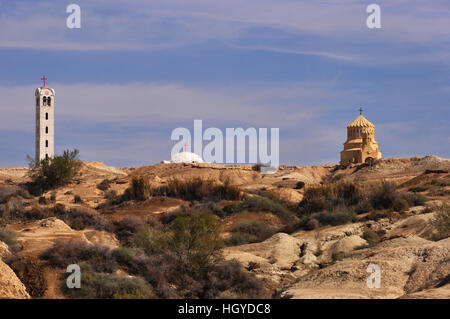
[
  {"left": 46, "top": 140, "right": 48, "bottom": 147},
  {"left": 45, "top": 154, "right": 48, "bottom": 160},
  {"left": 47, "top": 97, "right": 51, "bottom": 106},
  {"left": 43, "top": 96, "right": 47, "bottom": 106},
  {"left": 46, "top": 113, "right": 48, "bottom": 120},
  {"left": 46, "top": 126, "right": 48, "bottom": 134}
]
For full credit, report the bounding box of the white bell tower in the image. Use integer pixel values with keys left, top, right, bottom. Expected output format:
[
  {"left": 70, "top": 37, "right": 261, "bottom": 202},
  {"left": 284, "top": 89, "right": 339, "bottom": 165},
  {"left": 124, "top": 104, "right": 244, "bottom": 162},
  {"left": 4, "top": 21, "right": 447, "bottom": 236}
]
[{"left": 35, "top": 76, "right": 55, "bottom": 162}]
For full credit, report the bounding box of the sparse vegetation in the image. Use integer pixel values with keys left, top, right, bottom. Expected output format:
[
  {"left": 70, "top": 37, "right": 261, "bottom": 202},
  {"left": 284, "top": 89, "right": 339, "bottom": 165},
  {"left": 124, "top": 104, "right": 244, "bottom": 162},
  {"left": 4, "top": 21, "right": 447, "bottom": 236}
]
[
  {"left": 61, "top": 264, "right": 154, "bottom": 299},
  {"left": 4, "top": 255, "right": 47, "bottom": 298},
  {"left": 226, "top": 221, "right": 276, "bottom": 246},
  {"left": 150, "top": 177, "right": 242, "bottom": 202},
  {"left": 121, "top": 177, "right": 151, "bottom": 201},
  {"left": 224, "top": 196, "right": 296, "bottom": 223},
  {"left": 56, "top": 207, "right": 111, "bottom": 231},
  {"left": 298, "top": 181, "right": 366, "bottom": 215},
  {"left": 431, "top": 203, "right": 450, "bottom": 240},
  {"left": 41, "top": 239, "right": 118, "bottom": 273}
]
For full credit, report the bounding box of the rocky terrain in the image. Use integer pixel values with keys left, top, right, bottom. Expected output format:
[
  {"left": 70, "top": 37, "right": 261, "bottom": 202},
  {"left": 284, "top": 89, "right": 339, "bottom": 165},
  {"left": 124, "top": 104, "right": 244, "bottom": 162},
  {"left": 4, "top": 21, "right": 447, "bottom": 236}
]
[{"left": 0, "top": 155, "right": 449, "bottom": 299}]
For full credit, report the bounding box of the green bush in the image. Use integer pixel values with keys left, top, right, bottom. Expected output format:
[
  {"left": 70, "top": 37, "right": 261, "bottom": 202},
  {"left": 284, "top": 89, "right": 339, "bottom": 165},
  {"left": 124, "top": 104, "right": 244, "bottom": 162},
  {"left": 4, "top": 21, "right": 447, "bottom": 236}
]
[
  {"left": 170, "top": 211, "right": 223, "bottom": 269},
  {"left": 27, "top": 149, "right": 81, "bottom": 195},
  {"left": 393, "top": 198, "right": 409, "bottom": 212},
  {"left": 62, "top": 264, "right": 154, "bottom": 299},
  {"left": 362, "top": 228, "right": 381, "bottom": 246},
  {"left": 133, "top": 228, "right": 171, "bottom": 255},
  {"left": 0, "top": 227, "right": 20, "bottom": 252}
]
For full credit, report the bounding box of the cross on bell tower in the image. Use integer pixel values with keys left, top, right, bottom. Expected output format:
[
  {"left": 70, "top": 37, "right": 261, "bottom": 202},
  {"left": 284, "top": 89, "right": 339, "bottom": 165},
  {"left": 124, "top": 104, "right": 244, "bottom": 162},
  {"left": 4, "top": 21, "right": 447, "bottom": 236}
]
[{"left": 41, "top": 75, "right": 47, "bottom": 87}]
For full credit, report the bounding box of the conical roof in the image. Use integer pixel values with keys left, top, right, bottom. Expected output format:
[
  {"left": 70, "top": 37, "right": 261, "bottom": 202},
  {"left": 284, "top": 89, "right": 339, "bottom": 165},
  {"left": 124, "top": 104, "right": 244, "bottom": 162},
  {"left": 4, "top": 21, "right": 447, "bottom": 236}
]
[{"left": 347, "top": 115, "right": 374, "bottom": 128}]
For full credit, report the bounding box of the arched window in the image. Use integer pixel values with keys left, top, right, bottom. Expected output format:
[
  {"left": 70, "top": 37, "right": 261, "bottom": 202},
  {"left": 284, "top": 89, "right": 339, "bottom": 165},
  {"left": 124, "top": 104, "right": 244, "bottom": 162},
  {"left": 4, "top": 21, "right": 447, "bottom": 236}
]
[
  {"left": 46, "top": 140, "right": 48, "bottom": 147},
  {"left": 46, "top": 126, "right": 48, "bottom": 134},
  {"left": 43, "top": 96, "right": 47, "bottom": 106},
  {"left": 46, "top": 113, "right": 48, "bottom": 120},
  {"left": 47, "top": 97, "right": 51, "bottom": 106}
]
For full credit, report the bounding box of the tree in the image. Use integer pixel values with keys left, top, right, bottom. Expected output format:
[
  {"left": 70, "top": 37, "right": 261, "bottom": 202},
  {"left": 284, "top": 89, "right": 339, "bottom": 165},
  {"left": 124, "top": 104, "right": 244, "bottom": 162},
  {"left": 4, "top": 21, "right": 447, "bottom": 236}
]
[
  {"left": 170, "top": 211, "right": 223, "bottom": 270},
  {"left": 27, "top": 149, "right": 81, "bottom": 195}
]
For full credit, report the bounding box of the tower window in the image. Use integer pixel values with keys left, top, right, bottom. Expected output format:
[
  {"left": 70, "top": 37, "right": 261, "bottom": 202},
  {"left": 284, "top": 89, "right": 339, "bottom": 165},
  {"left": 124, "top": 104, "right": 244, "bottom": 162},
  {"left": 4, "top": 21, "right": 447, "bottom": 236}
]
[
  {"left": 46, "top": 113, "right": 48, "bottom": 120},
  {"left": 46, "top": 140, "right": 48, "bottom": 147},
  {"left": 43, "top": 96, "right": 47, "bottom": 106},
  {"left": 46, "top": 126, "right": 48, "bottom": 134},
  {"left": 45, "top": 154, "right": 48, "bottom": 159},
  {"left": 47, "top": 97, "right": 51, "bottom": 106}
]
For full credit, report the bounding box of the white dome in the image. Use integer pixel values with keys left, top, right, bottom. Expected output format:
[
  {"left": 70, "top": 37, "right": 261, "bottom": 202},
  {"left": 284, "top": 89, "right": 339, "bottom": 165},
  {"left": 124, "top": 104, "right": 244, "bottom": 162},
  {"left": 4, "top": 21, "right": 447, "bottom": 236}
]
[{"left": 170, "top": 152, "right": 204, "bottom": 163}]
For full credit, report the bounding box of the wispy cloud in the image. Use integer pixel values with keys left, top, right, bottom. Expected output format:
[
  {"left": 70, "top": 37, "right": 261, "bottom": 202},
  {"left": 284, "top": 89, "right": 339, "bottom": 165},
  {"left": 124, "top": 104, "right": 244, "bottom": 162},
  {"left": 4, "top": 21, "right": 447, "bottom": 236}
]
[{"left": 1, "top": 0, "right": 449, "bottom": 64}]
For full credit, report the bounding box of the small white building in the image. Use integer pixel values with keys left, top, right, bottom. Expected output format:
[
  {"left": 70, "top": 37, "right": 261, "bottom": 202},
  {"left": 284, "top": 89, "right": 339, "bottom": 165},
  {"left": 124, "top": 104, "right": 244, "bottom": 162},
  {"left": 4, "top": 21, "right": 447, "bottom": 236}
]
[
  {"left": 35, "top": 76, "right": 55, "bottom": 162},
  {"left": 166, "top": 152, "right": 204, "bottom": 164}
]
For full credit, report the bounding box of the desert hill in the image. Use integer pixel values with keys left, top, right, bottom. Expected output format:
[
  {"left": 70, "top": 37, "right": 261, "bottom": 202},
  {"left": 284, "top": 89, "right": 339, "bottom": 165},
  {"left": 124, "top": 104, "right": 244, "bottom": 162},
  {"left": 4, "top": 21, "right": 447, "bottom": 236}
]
[{"left": 0, "top": 155, "right": 449, "bottom": 299}]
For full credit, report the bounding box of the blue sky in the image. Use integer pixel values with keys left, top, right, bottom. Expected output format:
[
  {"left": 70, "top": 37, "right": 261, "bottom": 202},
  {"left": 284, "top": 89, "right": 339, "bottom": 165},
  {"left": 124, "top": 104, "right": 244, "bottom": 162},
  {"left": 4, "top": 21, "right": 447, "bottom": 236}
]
[{"left": 0, "top": 0, "right": 449, "bottom": 167}]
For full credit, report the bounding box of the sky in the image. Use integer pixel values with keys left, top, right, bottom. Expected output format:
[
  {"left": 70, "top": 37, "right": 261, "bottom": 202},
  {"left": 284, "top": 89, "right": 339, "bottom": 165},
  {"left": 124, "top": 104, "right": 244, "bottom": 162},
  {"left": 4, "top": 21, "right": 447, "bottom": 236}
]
[{"left": 0, "top": 0, "right": 449, "bottom": 167}]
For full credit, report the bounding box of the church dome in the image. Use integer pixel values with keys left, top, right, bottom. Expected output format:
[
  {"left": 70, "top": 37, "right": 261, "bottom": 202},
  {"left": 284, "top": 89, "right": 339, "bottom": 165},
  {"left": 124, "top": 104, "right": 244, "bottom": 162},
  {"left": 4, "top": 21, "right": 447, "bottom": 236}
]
[
  {"left": 170, "top": 152, "right": 204, "bottom": 163},
  {"left": 347, "top": 115, "right": 374, "bottom": 128}
]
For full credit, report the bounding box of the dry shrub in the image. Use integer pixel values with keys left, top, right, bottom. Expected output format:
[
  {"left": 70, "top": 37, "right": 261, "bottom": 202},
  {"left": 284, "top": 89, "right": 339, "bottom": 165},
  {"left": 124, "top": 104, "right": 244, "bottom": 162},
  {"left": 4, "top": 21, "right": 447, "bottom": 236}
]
[
  {"left": 114, "top": 216, "right": 146, "bottom": 245},
  {"left": 40, "top": 239, "right": 118, "bottom": 273},
  {"left": 299, "top": 181, "right": 366, "bottom": 215},
  {"left": 122, "top": 177, "right": 151, "bottom": 201},
  {"left": 226, "top": 221, "right": 276, "bottom": 246},
  {"left": 362, "top": 228, "right": 381, "bottom": 246},
  {"left": 56, "top": 207, "right": 111, "bottom": 231},
  {"left": 431, "top": 203, "right": 450, "bottom": 240},
  {"left": 4, "top": 255, "right": 47, "bottom": 298}
]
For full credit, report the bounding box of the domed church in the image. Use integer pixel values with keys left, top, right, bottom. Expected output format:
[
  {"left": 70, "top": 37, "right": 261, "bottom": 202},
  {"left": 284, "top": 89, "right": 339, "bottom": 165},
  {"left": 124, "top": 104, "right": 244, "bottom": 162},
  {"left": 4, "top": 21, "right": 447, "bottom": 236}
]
[{"left": 340, "top": 110, "right": 382, "bottom": 164}]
